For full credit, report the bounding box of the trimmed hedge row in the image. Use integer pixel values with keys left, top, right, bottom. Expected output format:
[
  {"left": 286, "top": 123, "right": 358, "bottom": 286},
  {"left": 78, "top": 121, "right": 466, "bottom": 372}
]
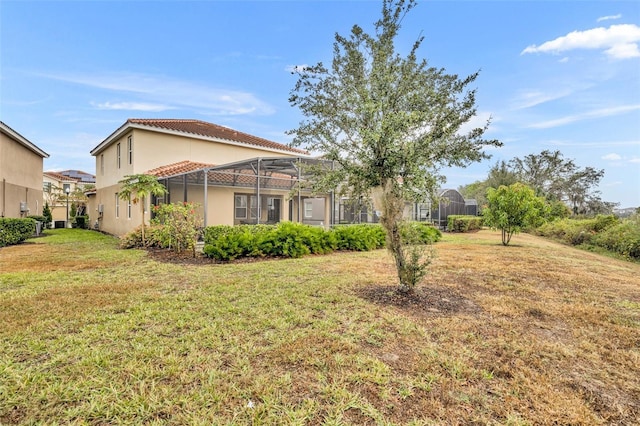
[
  {"left": 0, "top": 218, "right": 36, "bottom": 247},
  {"left": 447, "top": 215, "right": 482, "bottom": 232},
  {"left": 203, "top": 222, "right": 440, "bottom": 261}
]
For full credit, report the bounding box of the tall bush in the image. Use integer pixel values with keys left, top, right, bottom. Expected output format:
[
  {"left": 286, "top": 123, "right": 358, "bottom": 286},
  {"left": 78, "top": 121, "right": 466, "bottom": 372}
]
[
  {"left": 151, "top": 202, "right": 202, "bottom": 254},
  {"left": 0, "top": 218, "right": 36, "bottom": 247}
]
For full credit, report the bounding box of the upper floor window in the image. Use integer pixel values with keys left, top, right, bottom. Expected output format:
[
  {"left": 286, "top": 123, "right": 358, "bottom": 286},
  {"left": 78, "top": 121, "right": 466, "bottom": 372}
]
[
  {"left": 127, "top": 195, "right": 132, "bottom": 219},
  {"left": 43, "top": 182, "right": 52, "bottom": 193},
  {"left": 127, "top": 135, "right": 133, "bottom": 165},
  {"left": 100, "top": 154, "right": 104, "bottom": 175},
  {"left": 116, "top": 143, "right": 121, "bottom": 169}
]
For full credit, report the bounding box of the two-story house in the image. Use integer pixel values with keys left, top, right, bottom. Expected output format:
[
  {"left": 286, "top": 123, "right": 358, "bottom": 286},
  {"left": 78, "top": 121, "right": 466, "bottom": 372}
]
[
  {"left": 89, "top": 119, "right": 332, "bottom": 236},
  {"left": 43, "top": 170, "right": 96, "bottom": 226},
  {"left": 0, "top": 121, "right": 49, "bottom": 218}
]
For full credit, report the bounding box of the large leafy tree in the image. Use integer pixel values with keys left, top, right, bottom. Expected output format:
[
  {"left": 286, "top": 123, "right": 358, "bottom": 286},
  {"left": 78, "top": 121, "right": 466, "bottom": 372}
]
[
  {"left": 509, "top": 150, "right": 608, "bottom": 214},
  {"left": 459, "top": 160, "right": 518, "bottom": 210},
  {"left": 484, "top": 183, "right": 548, "bottom": 246},
  {"left": 118, "top": 174, "right": 167, "bottom": 244},
  {"left": 289, "top": 0, "right": 500, "bottom": 292}
]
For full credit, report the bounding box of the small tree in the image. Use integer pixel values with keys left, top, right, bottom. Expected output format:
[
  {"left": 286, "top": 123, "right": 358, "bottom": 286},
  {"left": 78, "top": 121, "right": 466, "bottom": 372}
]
[
  {"left": 288, "top": 0, "right": 500, "bottom": 292},
  {"left": 484, "top": 183, "right": 548, "bottom": 246},
  {"left": 42, "top": 202, "right": 52, "bottom": 228},
  {"left": 118, "top": 174, "right": 167, "bottom": 245}
]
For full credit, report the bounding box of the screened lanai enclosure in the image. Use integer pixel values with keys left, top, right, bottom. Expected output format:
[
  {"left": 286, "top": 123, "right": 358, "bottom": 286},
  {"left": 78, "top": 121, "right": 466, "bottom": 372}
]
[
  {"left": 149, "top": 157, "right": 335, "bottom": 227},
  {"left": 149, "top": 158, "right": 478, "bottom": 229}
]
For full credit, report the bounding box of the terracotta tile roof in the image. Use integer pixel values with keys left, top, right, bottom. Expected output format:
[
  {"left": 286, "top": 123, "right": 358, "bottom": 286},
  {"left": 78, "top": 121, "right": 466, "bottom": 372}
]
[
  {"left": 146, "top": 160, "right": 214, "bottom": 178},
  {"left": 146, "top": 160, "right": 297, "bottom": 190},
  {"left": 128, "top": 119, "right": 308, "bottom": 155}
]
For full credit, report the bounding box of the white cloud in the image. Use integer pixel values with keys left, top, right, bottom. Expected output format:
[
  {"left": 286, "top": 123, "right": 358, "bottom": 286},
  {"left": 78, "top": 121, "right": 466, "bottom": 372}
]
[
  {"left": 558, "top": 57, "right": 569, "bottom": 63},
  {"left": 91, "top": 101, "right": 173, "bottom": 112},
  {"left": 521, "top": 24, "right": 640, "bottom": 60},
  {"left": 528, "top": 104, "right": 640, "bottom": 129},
  {"left": 602, "top": 153, "right": 622, "bottom": 161},
  {"left": 597, "top": 14, "right": 622, "bottom": 23},
  {"left": 630, "top": 157, "right": 640, "bottom": 164},
  {"left": 37, "top": 71, "right": 275, "bottom": 116}
]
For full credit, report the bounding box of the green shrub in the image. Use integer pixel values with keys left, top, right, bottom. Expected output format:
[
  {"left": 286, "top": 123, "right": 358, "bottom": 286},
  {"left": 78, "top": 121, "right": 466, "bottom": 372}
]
[
  {"left": 592, "top": 218, "right": 640, "bottom": 259},
  {"left": 447, "top": 215, "right": 482, "bottom": 232},
  {"left": 203, "top": 225, "right": 275, "bottom": 261},
  {"left": 0, "top": 218, "right": 36, "bottom": 247},
  {"left": 535, "top": 215, "right": 619, "bottom": 246},
  {"left": 74, "top": 215, "right": 89, "bottom": 229},
  {"left": 151, "top": 202, "right": 202, "bottom": 253},
  {"left": 401, "top": 221, "right": 442, "bottom": 243},
  {"left": 119, "top": 225, "right": 163, "bottom": 249},
  {"left": 331, "top": 224, "right": 386, "bottom": 251}
]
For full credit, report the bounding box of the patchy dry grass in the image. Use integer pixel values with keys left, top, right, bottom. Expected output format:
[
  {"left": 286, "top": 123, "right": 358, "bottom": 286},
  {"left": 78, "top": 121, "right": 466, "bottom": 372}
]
[{"left": 1, "top": 229, "right": 638, "bottom": 425}]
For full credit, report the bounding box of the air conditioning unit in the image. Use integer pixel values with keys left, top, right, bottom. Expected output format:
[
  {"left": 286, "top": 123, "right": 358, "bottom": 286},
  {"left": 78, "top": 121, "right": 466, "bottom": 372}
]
[
  {"left": 97, "top": 204, "right": 104, "bottom": 214},
  {"left": 20, "top": 202, "right": 29, "bottom": 213}
]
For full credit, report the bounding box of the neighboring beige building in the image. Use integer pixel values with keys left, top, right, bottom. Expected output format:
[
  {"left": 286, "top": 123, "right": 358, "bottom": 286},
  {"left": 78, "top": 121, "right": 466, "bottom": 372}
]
[
  {"left": 0, "top": 121, "right": 49, "bottom": 218},
  {"left": 90, "top": 119, "right": 332, "bottom": 236},
  {"left": 43, "top": 170, "right": 95, "bottom": 226}
]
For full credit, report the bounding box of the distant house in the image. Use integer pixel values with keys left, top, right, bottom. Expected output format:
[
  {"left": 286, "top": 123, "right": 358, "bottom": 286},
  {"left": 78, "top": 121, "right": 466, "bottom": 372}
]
[
  {"left": 0, "top": 121, "right": 49, "bottom": 218},
  {"left": 89, "top": 119, "right": 332, "bottom": 236},
  {"left": 43, "top": 170, "right": 96, "bottom": 227}
]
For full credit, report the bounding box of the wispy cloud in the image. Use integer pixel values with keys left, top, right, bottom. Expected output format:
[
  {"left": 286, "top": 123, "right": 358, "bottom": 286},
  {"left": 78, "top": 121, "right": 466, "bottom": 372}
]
[
  {"left": 630, "top": 157, "right": 640, "bottom": 164},
  {"left": 512, "top": 88, "right": 576, "bottom": 110},
  {"left": 521, "top": 24, "right": 640, "bottom": 59},
  {"left": 528, "top": 104, "right": 640, "bottom": 129},
  {"left": 597, "top": 14, "right": 622, "bottom": 23},
  {"left": 91, "top": 101, "right": 174, "bottom": 112},
  {"left": 602, "top": 153, "right": 622, "bottom": 161},
  {"left": 37, "top": 71, "right": 275, "bottom": 116},
  {"left": 546, "top": 139, "right": 640, "bottom": 148}
]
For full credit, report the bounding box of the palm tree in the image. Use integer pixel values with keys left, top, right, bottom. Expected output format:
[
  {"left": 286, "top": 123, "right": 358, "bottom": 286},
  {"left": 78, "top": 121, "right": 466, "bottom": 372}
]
[{"left": 118, "top": 174, "right": 167, "bottom": 244}]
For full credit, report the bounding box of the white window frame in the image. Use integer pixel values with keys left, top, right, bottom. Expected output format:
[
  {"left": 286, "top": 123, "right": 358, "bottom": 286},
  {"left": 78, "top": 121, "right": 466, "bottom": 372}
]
[
  {"left": 127, "top": 195, "right": 132, "bottom": 219},
  {"left": 116, "top": 143, "right": 121, "bottom": 169},
  {"left": 100, "top": 154, "right": 104, "bottom": 175},
  {"left": 127, "top": 135, "right": 133, "bottom": 165},
  {"left": 115, "top": 193, "right": 120, "bottom": 218},
  {"left": 235, "top": 195, "right": 247, "bottom": 219},
  {"left": 249, "top": 195, "right": 258, "bottom": 220},
  {"left": 304, "top": 200, "right": 313, "bottom": 219}
]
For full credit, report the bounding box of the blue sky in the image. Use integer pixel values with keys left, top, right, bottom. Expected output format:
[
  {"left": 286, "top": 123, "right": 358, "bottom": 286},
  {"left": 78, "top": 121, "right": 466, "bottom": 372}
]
[{"left": 1, "top": 0, "right": 639, "bottom": 207}]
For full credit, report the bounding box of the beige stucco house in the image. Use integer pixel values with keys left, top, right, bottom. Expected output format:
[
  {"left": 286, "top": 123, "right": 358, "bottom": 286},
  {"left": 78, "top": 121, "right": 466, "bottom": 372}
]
[
  {"left": 90, "top": 119, "right": 332, "bottom": 236},
  {"left": 0, "top": 121, "right": 49, "bottom": 218},
  {"left": 43, "top": 170, "right": 95, "bottom": 226}
]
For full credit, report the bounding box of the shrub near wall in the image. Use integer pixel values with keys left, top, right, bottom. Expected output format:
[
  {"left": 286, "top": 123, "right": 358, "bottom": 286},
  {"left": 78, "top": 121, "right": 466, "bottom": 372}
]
[
  {"left": 203, "top": 222, "right": 439, "bottom": 261},
  {"left": 447, "top": 215, "right": 482, "bottom": 232},
  {"left": 0, "top": 218, "right": 36, "bottom": 247}
]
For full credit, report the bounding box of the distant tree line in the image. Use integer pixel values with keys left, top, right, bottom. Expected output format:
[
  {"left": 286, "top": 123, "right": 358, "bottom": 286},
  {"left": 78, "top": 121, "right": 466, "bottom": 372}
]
[{"left": 459, "top": 150, "right": 616, "bottom": 216}]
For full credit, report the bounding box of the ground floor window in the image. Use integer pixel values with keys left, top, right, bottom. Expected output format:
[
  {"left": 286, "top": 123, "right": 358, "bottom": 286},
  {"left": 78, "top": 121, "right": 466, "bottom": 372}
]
[
  {"left": 235, "top": 195, "right": 247, "bottom": 219},
  {"left": 235, "top": 194, "right": 282, "bottom": 224}
]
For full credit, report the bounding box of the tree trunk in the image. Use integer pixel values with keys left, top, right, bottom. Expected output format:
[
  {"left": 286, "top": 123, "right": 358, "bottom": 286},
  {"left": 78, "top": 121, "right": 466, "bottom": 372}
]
[
  {"left": 140, "top": 202, "right": 146, "bottom": 245},
  {"left": 379, "top": 179, "right": 412, "bottom": 292}
]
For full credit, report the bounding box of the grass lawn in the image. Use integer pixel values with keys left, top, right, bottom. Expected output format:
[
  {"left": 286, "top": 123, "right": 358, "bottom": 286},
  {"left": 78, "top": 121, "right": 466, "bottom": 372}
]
[{"left": 1, "top": 229, "right": 639, "bottom": 425}]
